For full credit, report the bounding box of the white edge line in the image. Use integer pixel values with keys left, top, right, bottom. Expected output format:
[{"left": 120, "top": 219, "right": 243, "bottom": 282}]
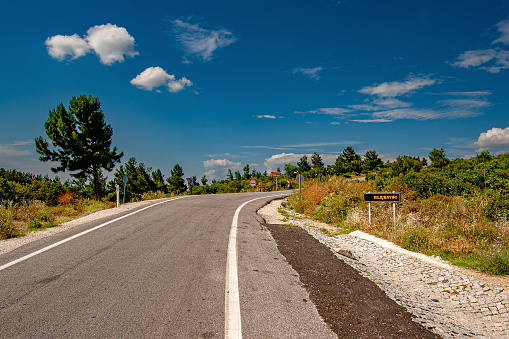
[
  {"left": 0, "top": 196, "right": 188, "bottom": 272},
  {"left": 226, "top": 193, "right": 287, "bottom": 339}
]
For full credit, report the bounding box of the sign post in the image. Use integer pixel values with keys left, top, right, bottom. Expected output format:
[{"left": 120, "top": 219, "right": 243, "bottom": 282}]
[
  {"left": 271, "top": 172, "right": 280, "bottom": 191},
  {"left": 187, "top": 178, "right": 193, "bottom": 194},
  {"left": 287, "top": 179, "right": 291, "bottom": 189},
  {"left": 363, "top": 192, "right": 401, "bottom": 223},
  {"left": 122, "top": 175, "right": 128, "bottom": 203},
  {"left": 296, "top": 174, "right": 304, "bottom": 192},
  {"left": 115, "top": 184, "right": 120, "bottom": 207},
  {"left": 250, "top": 179, "right": 257, "bottom": 192}
]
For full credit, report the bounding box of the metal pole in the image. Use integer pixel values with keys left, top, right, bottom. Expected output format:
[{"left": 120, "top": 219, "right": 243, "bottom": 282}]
[
  {"left": 368, "top": 191, "right": 371, "bottom": 224},
  {"left": 123, "top": 183, "right": 126, "bottom": 204},
  {"left": 392, "top": 191, "right": 396, "bottom": 223},
  {"left": 116, "top": 184, "right": 119, "bottom": 207}
]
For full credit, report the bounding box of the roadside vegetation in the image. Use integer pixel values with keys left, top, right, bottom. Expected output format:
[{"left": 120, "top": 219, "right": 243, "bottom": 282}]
[
  {"left": 287, "top": 149, "right": 509, "bottom": 276},
  {"left": 3, "top": 94, "right": 508, "bottom": 276}
]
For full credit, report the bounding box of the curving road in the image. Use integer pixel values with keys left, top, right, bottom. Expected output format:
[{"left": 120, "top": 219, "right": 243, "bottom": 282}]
[{"left": 0, "top": 192, "right": 336, "bottom": 338}]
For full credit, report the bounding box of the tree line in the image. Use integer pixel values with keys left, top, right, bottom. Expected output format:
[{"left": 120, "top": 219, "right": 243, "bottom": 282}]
[{"left": 23, "top": 94, "right": 508, "bottom": 212}]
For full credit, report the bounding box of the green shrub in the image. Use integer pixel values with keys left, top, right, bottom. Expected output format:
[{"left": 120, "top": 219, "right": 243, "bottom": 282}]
[
  {"left": 0, "top": 208, "right": 16, "bottom": 239},
  {"left": 396, "top": 227, "right": 430, "bottom": 252}
]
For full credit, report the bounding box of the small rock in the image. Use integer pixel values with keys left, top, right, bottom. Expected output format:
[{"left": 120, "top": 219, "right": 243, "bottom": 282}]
[{"left": 333, "top": 248, "right": 356, "bottom": 259}]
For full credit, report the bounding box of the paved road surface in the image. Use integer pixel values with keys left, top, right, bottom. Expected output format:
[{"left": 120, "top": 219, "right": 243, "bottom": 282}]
[{"left": 0, "top": 192, "right": 335, "bottom": 338}]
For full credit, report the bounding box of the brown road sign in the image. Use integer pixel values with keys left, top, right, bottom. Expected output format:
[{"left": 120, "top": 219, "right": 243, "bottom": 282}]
[
  {"left": 364, "top": 192, "right": 401, "bottom": 202},
  {"left": 270, "top": 172, "right": 281, "bottom": 177}
]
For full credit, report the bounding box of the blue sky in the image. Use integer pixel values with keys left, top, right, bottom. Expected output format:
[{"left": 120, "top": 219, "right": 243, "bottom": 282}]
[{"left": 1, "top": 0, "right": 509, "bottom": 181}]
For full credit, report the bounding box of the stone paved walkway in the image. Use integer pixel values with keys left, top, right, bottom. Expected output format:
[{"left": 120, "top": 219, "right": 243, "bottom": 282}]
[{"left": 258, "top": 199, "right": 509, "bottom": 339}]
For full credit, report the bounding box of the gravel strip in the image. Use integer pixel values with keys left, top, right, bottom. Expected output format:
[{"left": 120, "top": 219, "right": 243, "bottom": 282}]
[{"left": 258, "top": 198, "right": 509, "bottom": 339}]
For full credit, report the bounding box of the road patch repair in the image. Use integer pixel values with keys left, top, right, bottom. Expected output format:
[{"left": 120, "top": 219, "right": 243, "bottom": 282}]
[{"left": 258, "top": 199, "right": 509, "bottom": 339}]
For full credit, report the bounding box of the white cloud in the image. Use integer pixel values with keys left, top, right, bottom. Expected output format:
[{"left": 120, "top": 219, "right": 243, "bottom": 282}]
[
  {"left": 295, "top": 107, "right": 351, "bottom": 115},
  {"left": 170, "top": 18, "right": 237, "bottom": 62},
  {"left": 45, "top": 34, "right": 90, "bottom": 61},
  {"left": 351, "top": 119, "right": 393, "bottom": 123},
  {"left": 168, "top": 77, "right": 193, "bottom": 93},
  {"left": 438, "top": 99, "right": 491, "bottom": 109},
  {"left": 349, "top": 98, "right": 412, "bottom": 111},
  {"left": 493, "top": 19, "right": 509, "bottom": 45},
  {"left": 372, "top": 107, "right": 482, "bottom": 121},
  {"left": 203, "top": 159, "right": 242, "bottom": 169},
  {"left": 452, "top": 49, "right": 498, "bottom": 68},
  {"left": 264, "top": 153, "right": 305, "bottom": 171},
  {"left": 444, "top": 91, "right": 492, "bottom": 96},
  {"left": 452, "top": 19, "right": 509, "bottom": 73},
  {"left": 359, "top": 75, "right": 437, "bottom": 97},
  {"left": 85, "top": 24, "right": 139, "bottom": 65},
  {"left": 130, "top": 67, "right": 192, "bottom": 92},
  {"left": 474, "top": 127, "right": 509, "bottom": 149},
  {"left": 257, "top": 115, "right": 276, "bottom": 119},
  {"left": 46, "top": 24, "right": 138, "bottom": 65},
  {"left": 330, "top": 122, "right": 341, "bottom": 125},
  {"left": 264, "top": 152, "right": 338, "bottom": 172},
  {"left": 0, "top": 143, "right": 31, "bottom": 157},
  {"left": 293, "top": 66, "right": 323, "bottom": 80}
]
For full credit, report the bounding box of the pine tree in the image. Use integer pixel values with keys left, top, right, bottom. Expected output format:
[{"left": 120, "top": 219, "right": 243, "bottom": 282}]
[
  {"left": 167, "top": 164, "right": 186, "bottom": 194},
  {"left": 35, "top": 94, "right": 123, "bottom": 199}
]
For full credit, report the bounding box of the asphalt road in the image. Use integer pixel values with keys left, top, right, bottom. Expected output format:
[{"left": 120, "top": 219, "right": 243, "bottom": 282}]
[{"left": 0, "top": 192, "right": 335, "bottom": 338}]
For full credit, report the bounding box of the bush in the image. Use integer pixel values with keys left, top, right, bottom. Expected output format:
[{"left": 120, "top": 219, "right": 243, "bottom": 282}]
[{"left": 0, "top": 208, "right": 16, "bottom": 239}]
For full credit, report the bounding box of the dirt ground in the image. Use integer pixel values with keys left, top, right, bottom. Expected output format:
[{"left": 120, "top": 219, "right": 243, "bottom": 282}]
[{"left": 265, "top": 222, "right": 442, "bottom": 338}]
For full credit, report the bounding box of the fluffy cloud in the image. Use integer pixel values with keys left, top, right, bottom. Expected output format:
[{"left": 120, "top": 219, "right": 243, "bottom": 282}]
[
  {"left": 85, "top": 24, "right": 139, "bottom": 65},
  {"left": 452, "top": 19, "right": 509, "bottom": 73},
  {"left": 167, "top": 77, "right": 193, "bottom": 93},
  {"left": 257, "top": 115, "right": 276, "bottom": 119},
  {"left": 293, "top": 66, "right": 323, "bottom": 80},
  {"left": 264, "top": 153, "right": 305, "bottom": 172},
  {"left": 264, "top": 152, "right": 338, "bottom": 172},
  {"left": 46, "top": 24, "right": 138, "bottom": 65},
  {"left": 45, "top": 34, "right": 90, "bottom": 61},
  {"left": 474, "top": 127, "right": 509, "bottom": 149},
  {"left": 170, "top": 18, "right": 237, "bottom": 62},
  {"left": 130, "top": 67, "right": 192, "bottom": 92},
  {"left": 203, "top": 159, "right": 242, "bottom": 169},
  {"left": 359, "top": 75, "right": 437, "bottom": 97}
]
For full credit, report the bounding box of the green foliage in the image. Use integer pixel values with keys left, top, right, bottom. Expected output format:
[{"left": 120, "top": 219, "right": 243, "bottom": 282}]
[
  {"left": 0, "top": 207, "right": 16, "bottom": 239},
  {"left": 297, "top": 155, "right": 311, "bottom": 173},
  {"left": 284, "top": 164, "right": 298, "bottom": 178},
  {"left": 363, "top": 149, "right": 383, "bottom": 172},
  {"left": 167, "top": 164, "right": 186, "bottom": 194},
  {"left": 429, "top": 147, "right": 450, "bottom": 168},
  {"left": 35, "top": 94, "right": 123, "bottom": 199},
  {"left": 396, "top": 227, "right": 430, "bottom": 252}
]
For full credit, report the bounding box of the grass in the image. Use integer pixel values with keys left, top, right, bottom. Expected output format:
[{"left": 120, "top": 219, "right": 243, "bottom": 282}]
[
  {"left": 288, "top": 176, "right": 509, "bottom": 276},
  {"left": 0, "top": 197, "right": 114, "bottom": 240}
]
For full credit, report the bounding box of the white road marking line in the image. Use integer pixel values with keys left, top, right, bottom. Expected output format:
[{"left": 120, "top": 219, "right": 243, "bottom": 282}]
[
  {"left": 225, "top": 194, "right": 287, "bottom": 339},
  {"left": 0, "top": 196, "right": 188, "bottom": 272}
]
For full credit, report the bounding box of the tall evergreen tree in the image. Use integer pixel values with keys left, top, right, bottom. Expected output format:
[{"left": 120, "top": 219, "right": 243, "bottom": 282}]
[
  {"left": 363, "top": 149, "right": 383, "bottom": 172},
  {"left": 167, "top": 164, "right": 186, "bottom": 194},
  {"left": 243, "top": 164, "right": 250, "bottom": 179},
  {"left": 35, "top": 94, "right": 123, "bottom": 199},
  {"left": 297, "top": 155, "right": 311, "bottom": 173},
  {"left": 429, "top": 148, "right": 450, "bottom": 168},
  {"left": 226, "top": 169, "right": 233, "bottom": 181},
  {"left": 201, "top": 175, "right": 208, "bottom": 186}
]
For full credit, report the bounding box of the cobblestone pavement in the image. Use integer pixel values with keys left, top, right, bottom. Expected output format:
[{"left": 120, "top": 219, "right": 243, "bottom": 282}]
[{"left": 258, "top": 199, "right": 509, "bottom": 339}]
